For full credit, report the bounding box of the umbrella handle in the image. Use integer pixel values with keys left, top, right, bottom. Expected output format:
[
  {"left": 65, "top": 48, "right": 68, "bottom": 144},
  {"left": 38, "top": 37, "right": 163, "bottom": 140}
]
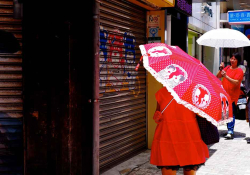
[
  {"left": 161, "top": 98, "right": 174, "bottom": 114},
  {"left": 135, "top": 54, "right": 150, "bottom": 71},
  {"left": 135, "top": 56, "right": 143, "bottom": 71}
]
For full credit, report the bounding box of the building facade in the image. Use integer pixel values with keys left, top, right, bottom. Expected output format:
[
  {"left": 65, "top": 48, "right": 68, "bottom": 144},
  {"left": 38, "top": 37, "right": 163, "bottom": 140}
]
[{"left": 188, "top": 2, "right": 221, "bottom": 75}]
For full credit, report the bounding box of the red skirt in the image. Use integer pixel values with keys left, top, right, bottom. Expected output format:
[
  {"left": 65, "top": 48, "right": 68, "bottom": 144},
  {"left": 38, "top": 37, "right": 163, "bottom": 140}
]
[{"left": 150, "top": 87, "right": 209, "bottom": 166}]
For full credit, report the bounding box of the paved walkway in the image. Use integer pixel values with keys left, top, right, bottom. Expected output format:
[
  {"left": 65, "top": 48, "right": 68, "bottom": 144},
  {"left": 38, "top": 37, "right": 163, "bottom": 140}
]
[{"left": 101, "top": 119, "right": 250, "bottom": 175}]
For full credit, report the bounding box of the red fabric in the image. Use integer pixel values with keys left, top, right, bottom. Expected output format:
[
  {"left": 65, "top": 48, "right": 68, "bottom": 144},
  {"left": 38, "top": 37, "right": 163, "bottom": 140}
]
[
  {"left": 140, "top": 43, "right": 233, "bottom": 126},
  {"left": 222, "top": 66, "right": 243, "bottom": 104},
  {"left": 150, "top": 87, "right": 209, "bottom": 166},
  {"left": 153, "top": 111, "right": 163, "bottom": 124}
]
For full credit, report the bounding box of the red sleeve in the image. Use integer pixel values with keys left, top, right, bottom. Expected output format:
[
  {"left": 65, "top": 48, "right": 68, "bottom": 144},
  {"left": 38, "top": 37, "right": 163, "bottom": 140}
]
[
  {"left": 235, "top": 68, "right": 244, "bottom": 81},
  {"left": 223, "top": 65, "right": 230, "bottom": 71}
]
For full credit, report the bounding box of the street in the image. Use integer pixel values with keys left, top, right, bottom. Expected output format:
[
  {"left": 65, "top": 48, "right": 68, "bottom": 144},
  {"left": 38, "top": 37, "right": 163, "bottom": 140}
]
[{"left": 102, "top": 119, "right": 250, "bottom": 175}]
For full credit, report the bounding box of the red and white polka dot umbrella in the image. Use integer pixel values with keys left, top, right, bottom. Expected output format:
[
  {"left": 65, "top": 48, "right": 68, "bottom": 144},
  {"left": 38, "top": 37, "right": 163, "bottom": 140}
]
[{"left": 139, "top": 43, "right": 233, "bottom": 126}]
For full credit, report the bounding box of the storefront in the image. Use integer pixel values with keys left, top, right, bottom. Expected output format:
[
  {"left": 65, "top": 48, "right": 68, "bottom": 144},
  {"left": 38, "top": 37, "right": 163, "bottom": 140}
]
[
  {"left": 188, "top": 30, "right": 202, "bottom": 61},
  {"left": 146, "top": 0, "right": 194, "bottom": 150},
  {"left": 223, "top": 10, "right": 247, "bottom": 66},
  {"left": 0, "top": 1, "right": 23, "bottom": 174},
  {"left": 99, "top": 0, "right": 174, "bottom": 172},
  {"left": 18, "top": 0, "right": 212, "bottom": 174},
  {"left": 224, "top": 10, "right": 250, "bottom": 82},
  {"left": 188, "top": 2, "right": 220, "bottom": 75},
  {"left": 99, "top": 1, "right": 147, "bottom": 171}
]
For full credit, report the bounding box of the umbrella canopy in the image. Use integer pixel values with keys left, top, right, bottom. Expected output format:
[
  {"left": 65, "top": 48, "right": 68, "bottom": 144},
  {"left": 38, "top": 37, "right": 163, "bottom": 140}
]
[
  {"left": 196, "top": 28, "right": 250, "bottom": 48},
  {"left": 139, "top": 43, "right": 233, "bottom": 126}
]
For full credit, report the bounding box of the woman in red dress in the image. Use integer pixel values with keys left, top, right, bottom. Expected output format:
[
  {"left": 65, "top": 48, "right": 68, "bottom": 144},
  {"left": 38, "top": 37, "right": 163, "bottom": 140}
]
[{"left": 151, "top": 87, "right": 209, "bottom": 175}]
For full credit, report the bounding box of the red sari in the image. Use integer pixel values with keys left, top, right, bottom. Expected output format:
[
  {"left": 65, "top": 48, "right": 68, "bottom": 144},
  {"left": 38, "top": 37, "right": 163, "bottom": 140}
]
[{"left": 150, "top": 87, "right": 209, "bottom": 166}]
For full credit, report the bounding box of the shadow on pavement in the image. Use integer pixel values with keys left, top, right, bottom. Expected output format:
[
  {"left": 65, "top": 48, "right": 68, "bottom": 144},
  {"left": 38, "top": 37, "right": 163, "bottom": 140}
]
[
  {"left": 194, "top": 148, "right": 217, "bottom": 171},
  {"left": 218, "top": 129, "right": 246, "bottom": 138},
  {"left": 243, "top": 137, "right": 250, "bottom": 144},
  {"left": 207, "top": 148, "right": 216, "bottom": 157},
  {"left": 244, "top": 137, "right": 250, "bottom": 140},
  {"left": 203, "top": 129, "right": 248, "bottom": 164}
]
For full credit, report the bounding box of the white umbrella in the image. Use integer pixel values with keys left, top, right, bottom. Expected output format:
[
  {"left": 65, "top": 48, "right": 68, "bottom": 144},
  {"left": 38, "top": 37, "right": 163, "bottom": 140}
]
[{"left": 196, "top": 28, "right": 250, "bottom": 48}]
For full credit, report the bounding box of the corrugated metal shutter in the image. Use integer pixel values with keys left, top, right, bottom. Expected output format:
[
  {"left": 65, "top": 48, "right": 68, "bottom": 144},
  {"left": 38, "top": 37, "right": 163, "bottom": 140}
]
[
  {"left": 99, "top": 0, "right": 147, "bottom": 172},
  {"left": 0, "top": 1, "right": 23, "bottom": 174}
]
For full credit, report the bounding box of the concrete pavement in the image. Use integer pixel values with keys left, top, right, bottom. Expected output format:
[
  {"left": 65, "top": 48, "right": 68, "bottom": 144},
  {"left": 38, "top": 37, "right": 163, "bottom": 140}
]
[{"left": 101, "top": 119, "right": 250, "bottom": 175}]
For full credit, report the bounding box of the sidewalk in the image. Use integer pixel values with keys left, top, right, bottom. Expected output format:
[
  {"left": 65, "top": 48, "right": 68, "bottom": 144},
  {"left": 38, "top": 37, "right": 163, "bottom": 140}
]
[{"left": 101, "top": 119, "right": 250, "bottom": 175}]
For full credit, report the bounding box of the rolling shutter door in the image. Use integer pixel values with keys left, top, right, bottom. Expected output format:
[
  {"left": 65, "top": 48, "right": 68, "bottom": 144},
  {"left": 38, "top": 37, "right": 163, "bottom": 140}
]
[
  {"left": 99, "top": 0, "right": 147, "bottom": 172},
  {"left": 0, "top": 1, "right": 23, "bottom": 174}
]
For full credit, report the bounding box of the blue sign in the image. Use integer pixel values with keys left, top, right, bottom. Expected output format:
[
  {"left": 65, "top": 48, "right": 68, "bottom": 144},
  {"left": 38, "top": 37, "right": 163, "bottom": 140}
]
[
  {"left": 149, "top": 28, "right": 158, "bottom": 37},
  {"left": 231, "top": 24, "right": 244, "bottom": 33},
  {"left": 228, "top": 10, "right": 250, "bottom": 24}
]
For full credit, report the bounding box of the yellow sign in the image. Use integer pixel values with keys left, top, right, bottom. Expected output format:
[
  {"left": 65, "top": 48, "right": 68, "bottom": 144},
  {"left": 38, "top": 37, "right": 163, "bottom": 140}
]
[
  {"left": 154, "top": 0, "right": 175, "bottom": 7},
  {"left": 148, "top": 15, "right": 160, "bottom": 28},
  {"left": 128, "top": 0, "right": 175, "bottom": 10}
]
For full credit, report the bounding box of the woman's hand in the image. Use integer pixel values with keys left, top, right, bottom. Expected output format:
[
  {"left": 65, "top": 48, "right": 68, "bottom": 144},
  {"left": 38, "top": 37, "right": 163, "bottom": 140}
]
[
  {"left": 221, "top": 70, "right": 226, "bottom": 77},
  {"left": 217, "top": 62, "right": 225, "bottom": 78},
  {"left": 219, "top": 62, "right": 225, "bottom": 71}
]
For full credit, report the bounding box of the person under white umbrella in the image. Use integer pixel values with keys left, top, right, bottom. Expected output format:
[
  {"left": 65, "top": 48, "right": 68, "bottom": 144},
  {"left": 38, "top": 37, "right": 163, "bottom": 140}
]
[
  {"left": 197, "top": 28, "right": 248, "bottom": 140},
  {"left": 216, "top": 53, "right": 244, "bottom": 139}
]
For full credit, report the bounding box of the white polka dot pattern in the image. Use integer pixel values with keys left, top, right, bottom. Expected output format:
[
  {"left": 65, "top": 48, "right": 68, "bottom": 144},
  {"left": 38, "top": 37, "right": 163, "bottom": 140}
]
[{"left": 139, "top": 43, "right": 233, "bottom": 126}]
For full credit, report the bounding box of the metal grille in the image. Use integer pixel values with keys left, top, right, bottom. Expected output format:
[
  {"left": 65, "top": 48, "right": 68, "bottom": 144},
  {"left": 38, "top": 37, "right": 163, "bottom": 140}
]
[
  {"left": 0, "top": 0, "right": 23, "bottom": 174},
  {"left": 99, "top": 0, "right": 147, "bottom": 172}
]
